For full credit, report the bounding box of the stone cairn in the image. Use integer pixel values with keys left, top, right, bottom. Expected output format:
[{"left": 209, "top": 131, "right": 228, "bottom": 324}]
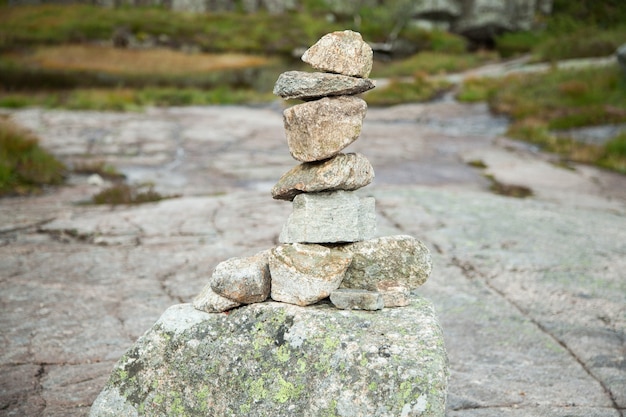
[{"left": 193, "top": 30, "right": 432, "bottom": 313}]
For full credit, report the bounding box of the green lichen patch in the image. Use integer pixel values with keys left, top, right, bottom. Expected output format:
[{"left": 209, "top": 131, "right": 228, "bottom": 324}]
[{"left": 93, "top": 300, "right": 448, "bottom": 417}]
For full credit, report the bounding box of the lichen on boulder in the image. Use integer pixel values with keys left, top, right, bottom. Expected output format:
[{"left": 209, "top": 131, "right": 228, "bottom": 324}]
[{"left": 90, "top": 300, "right": 448, "bottom": 417}]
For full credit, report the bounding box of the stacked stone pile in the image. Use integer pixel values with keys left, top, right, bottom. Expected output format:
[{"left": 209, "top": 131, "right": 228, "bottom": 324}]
[
  {"left": 193, "top": 30, "right": 432, "bottom": 314},
  {"left": 90, "top": 31, "right": 449, "bottom": 417}
]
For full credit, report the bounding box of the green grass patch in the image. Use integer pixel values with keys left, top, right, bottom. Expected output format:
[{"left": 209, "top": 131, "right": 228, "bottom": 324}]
[
  {"left": 494, "top": 31, "right": 548, "bottom": 58},
  {"left": 372, "top": 51, "right": 496, "bottom": 78},
  {"left": 456, "top": 76, "right": 503, "bottom": 103},
  {"left": 365, "top": 74, "right": 452, "bottom": 106},
  {"left": 0, "top": 118, "right": 65, "bottom": 196},
  {"left": 533, "top": 26, "right": 626, "bottom": 62},
  {"left": 0, "top": 87, "right": 275, "bottom": 111},
  {"left": 91, "top": 183, "right": 175, "bottom": 205},
  {"left": 507, "top": 120, "right": 626, "bottom": 174},
  {"left": 489, "top": 65, "right": 626, "bottom": 130},
  {"left": 0, "top": 5, "right": 341, "bottom": 55}
]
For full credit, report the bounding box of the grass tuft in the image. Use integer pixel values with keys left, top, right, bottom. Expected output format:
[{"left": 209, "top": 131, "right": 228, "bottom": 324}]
[
  {"left": 91, "top": 183, "right": 175, "bottom": 205},
  {"left": 0, "top": 118, "right": 65, "bottom": 196}
]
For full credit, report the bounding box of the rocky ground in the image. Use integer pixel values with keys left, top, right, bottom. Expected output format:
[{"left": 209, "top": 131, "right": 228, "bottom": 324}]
[{"left": 1, "top": 91, "right": 625, "bottom": 416}]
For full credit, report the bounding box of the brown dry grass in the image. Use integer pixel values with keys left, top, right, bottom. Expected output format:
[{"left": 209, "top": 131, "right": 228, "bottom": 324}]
[{"left": 24, "top": 45, "right": 270, "bottom": 75}]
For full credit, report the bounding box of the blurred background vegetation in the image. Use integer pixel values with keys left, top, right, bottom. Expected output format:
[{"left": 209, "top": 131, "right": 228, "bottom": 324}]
[{"left": 0, "top": 0, "right": 625, "bottom": 196}]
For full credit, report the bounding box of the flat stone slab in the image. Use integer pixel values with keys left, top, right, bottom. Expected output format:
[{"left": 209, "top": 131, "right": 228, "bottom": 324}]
[
  {"left": 302, "top": 30, "right": 373, "bottom": 78},
  {"left": 283, "top": 96, "right": 367, "bottom": 162},
  {"left": 273, "top": 71, "right": 375, "bottom": 101},
  {"left": 89, "top": 301, "right": 449, "bottom": 417},
  {"left": 279, "top": 190, "right": 376, "bottom": 243},
  {"left": 330, "top": 288, "right": 384, "bottom": 310},
  {"left": 271, "top": 152, "right": 374, "bottom": 201}
]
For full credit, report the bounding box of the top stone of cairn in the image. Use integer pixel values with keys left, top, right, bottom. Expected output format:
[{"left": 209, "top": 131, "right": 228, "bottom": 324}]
[{"left": 302, "top": 30, "right": 373, "bottom": 78}]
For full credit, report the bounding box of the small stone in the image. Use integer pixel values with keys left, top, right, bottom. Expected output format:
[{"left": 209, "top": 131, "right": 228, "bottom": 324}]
[
  {"left": 269, "top": 243, "right": 352, "bottom": 306},
  {"left": 210, "top": 250, "right": 270, "bottom": 304},
  {"left": 273, "top": 71, "right": 375, "bottom": 101},
  {"left": 279, "top": 190, "right": 376, "bottom": 244},
  {"left": 271, "top": 153, "right": 374, "bottom": 201},
  {"left": 284, "top": 96, "right": 367, "bottom": 162},
  {"left": 339, "top": 235, "right": 432, "bottom": 290},
  {"left": 376, "top": 280, "right": 411, "bottom": 308},
  {"left": 330, "top": 289, "right": 384, "bottom": 310},
  {"left": 192, "top": 284, "right": 241, "bottom": 313},
  {"left": 302, "top": 30, "right": 373, "bottom": 78}
]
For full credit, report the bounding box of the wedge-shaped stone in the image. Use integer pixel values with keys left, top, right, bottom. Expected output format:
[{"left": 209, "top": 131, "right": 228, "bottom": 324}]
[
  {"left": 210, "top": 250, "right": 271, "bottom": 304},
  {"left": 269, "top": 243, "right": 352, "bottom": 306},
  {"left": 338, "top": 235, "right": 432, "bottom": 290},
  {"left": 272, "top": 153, "right": 374, "bottom": 201},
  {"left": 284, "top": 96, "right": 367, "bottom": 162},
  {"left": 302, "top": 30, "right": 373, "bottom": 78},
  {"left": 273, "top": 71, "right": 375, "bottom": 100},
  {"left": 330, "top": 289, "right": 384, "bottom": 311},
  {"left": 193, "top": 284, "right": 241, "bottom": 313},
  {"left": 279, "top": 190, "right": 376, "bottom": 244}
]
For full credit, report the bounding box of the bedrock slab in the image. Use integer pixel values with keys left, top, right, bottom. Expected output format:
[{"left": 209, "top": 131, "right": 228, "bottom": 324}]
[{"left": 90, "top": 301, "right": 448, "bottom": 417}]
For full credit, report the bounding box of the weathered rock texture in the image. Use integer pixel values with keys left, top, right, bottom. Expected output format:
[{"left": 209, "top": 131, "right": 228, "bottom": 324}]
[
  {"left": 339, "top": 235, "right": 432, "bottom": 290},
  {"left": 89, "top": 301, "right": 449, "bottom": 417},
  {"left": 302, "top": 30, "right": 373, "bottom": 78},
  {"left": 210, "top": 251, "right": 270, "bottom": 304},
  {"left": 269, "top": 243, "right": 352, "bottom": 306},
  {"left": 279, "top": 191, "right": 376, "bottom": 243},
  {"left": 271, "top": 152, "right": 374, "bottom": 201},
  {"left": 273, "top": 71, "right": 375, "bottom": 101},
  {"left": 284, "top": 96, "right": 367, "bottom": 162},
  {"left": 330, "top": 288, "right": 384, "bottom": 311},
  {"left": 376, "top": 281, "right": 411, "bottom": 308}
]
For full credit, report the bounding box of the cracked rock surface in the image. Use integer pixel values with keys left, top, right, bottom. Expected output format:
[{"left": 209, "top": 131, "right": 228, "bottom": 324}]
[{"left": 0, "top": 97, "right": 625, "bottom": 416}]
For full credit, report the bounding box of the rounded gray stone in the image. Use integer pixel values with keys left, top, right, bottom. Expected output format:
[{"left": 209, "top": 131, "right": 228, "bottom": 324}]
[
  {"left": 269, "top": 243, "right": 352, "bottom": 306},
  {"left": 210, "top": 251, "right": 271, "bottom": 304},
  {"left": 338, "top": 235, "right": 432, "bottom": 291},
  {"left": 283, "top": 96, "right": 367, "bottom": 162},
  {"left": 301, "top": 30, "right": 373, "bottom": 78},
  {"left": 89, "top": 301, "right": 449, "bottom": 417}
]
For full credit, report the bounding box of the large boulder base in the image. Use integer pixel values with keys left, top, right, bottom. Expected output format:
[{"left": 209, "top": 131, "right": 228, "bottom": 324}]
[{"left": 90, "top": 301, "right": 449, "bottom": 417}]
